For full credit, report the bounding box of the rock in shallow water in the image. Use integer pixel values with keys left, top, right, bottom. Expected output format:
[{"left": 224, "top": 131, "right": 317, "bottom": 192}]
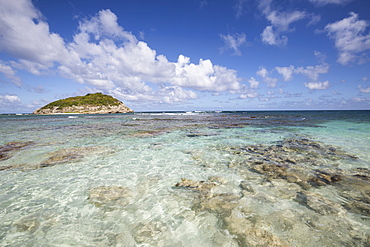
[
  {"left": 41, "top": 146, "right": 111, "bottom": 167},
  {"left": 333, "top": 176, "right": 370, "bottom": 216},
  {"left": 174, "top": 177, "right": 291, "bottom": 246},
  {"left": 175, "top": 178, "right": 217, "bottom": 196},
  {"left": 225, "top": 138, "right": 359, "bottom": 190},
  {"left": 294, "top": 191, "right": 346, "bottom": 216},
  {"left": 172, "top": 137, "right": 370, "bottom": 246},
  {"left": 13, "top": 215, "right": 40, "bottom": 233},
  {"left": 224, "top": 210, "right": 291, "bottom": 247},
  {"left": 133, "top": 221, "right": 168, "bottom": 244},
  {"left": 88, "top": 186, "right": 133, "bottom": 209},
  {"left": 0, "top": 141, "right": 35, "bottom": 161}
]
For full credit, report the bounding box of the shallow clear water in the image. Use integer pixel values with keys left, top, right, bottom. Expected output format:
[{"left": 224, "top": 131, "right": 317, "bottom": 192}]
[{"left": 0, "top": 111, "right": 369, "bottom": 246}]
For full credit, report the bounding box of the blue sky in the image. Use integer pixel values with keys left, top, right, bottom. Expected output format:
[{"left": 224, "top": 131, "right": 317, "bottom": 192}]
[{"left": 1, "top": 0, "right": 370, "bottom": 113}]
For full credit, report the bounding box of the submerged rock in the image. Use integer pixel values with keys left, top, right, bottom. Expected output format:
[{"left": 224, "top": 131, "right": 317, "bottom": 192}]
[
  {"left": 88, "top": 186, "right": 133, "bottom": 208},
  {"left": 295, "top": 191, "right": 346, "bottom": 216},
  {"left": 0, "top": 163, "right": 40, "bottom": 171},
  {"left": 226, "top": 137, "right": 357, "bottom": 190},
  {"left": 133, "top": 221, "right": 168, "bottom": 244},
  {"left": 174, "top": 177, "right": 291, "bottom": 246},
  {"left": 0, "top": 141, "right": 35, "bottom": 161},
  {"left": 2, "top": 145, "right": 112, "bottom": 171},
  {"left": 173, "top": 174, "right": 370, "bottom": 246},
  {"left": 174, "top": 178, "right": 217, "bottom": 196},
  {"left": 193, "top": 193, "right": 241, "bottom": 217},
  {"left": 175, "top": 177, "right": 241, "bottom": 215},
  {"left": 41, "top": 146, "right": 110, "bottom": 167},
  {"left": 223, "top": 208, "right": 290, "bottom": 247},
  {"left": 172, "top": 138, "right": 370, "bottom": 246},
  {"left": 333, "top": 176, "right": 370, "bottom": 216},
  {"left": 13, "top": 215, "right": 40, "bottom": 233}
]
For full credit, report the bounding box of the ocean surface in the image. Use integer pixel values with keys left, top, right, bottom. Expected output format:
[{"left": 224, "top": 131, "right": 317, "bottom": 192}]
[{"left": 0, "top": 110, "right": 369, "bottom": 246}]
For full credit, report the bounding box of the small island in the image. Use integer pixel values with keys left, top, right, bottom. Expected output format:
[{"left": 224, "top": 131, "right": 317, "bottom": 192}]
[{"left": 33, "top": 93, "right": 134, "bottom": 115}]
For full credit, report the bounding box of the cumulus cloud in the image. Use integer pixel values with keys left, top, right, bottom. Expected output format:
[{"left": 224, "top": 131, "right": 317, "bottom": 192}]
[
  {"left": 109, "top": 85, "right": 197, "bottom": 104},
  {"left": 0, "top": 94, "right": 20, "bottom": 103},
  {"left": 276, "top": 63, "right": 329, "bottom": 81},
  {"left": 172, "top": 55, "right": 241, "bottom": 91},
  {"left": 259, "top": 0, "right": 308, "bottom": 46},
  {"left": 77, "top": 9, "right": 135, "bottom": 42},
  {"left": 257, "top": 67, "right": 277, "bottom": 88},
  {"left": 0, "top": 0, "right": 70, "bottom": 72},
  {"left": 261, "top": 26, "right": 288, "bottom": 46},
  {"left": 239, "top": 92, "right": 258, "bottom": 99},
  {"left": 265, "top": 9, "right": 307, "bottom": 32},
  {"left": 304, "top": 80, "right": 330, "bottom": 90},
  {"left": 325, "top": 12, "right": 370, "bottom": 65},
  {"left": 275, "top": 65, "right": 294, "bottom": 81},
  {"left": 276, "top": 62, "right": 330, "bottom": 90},
  {"left": 220, "top": 33, "right": 247, "bottom": 56},
  {"left": 0, "top": 0, "right": 243, "bottom": 106},
  {"left": 358, "top": 85, "right": 370, "bottom": 93},
  {"left": 0, "top": 94, "right": 21, "bottom": 111},
  {"left": 248, "top": 77, "right": 259, "bottom": 89},
  {"left": 0, "top": 60, "right": 21, "bottom": 86}
]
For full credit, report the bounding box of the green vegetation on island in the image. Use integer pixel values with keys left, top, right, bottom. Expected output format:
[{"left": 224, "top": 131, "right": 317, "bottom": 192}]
[
  {"left": 40, "top": 93, "right": 121, "bottom": 110},
  {"left": 33, "top": 93, "right": 133, "bottom": 114}
]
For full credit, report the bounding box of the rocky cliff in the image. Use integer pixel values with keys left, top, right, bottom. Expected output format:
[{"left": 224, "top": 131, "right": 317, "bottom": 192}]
[{"left": 33, "top": 93, "right": 134, "bottom": 115}]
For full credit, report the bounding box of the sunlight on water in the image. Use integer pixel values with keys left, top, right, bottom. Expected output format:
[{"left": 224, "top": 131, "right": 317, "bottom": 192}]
[{"left": 0, "top": 111, "right": 369, "bottom": 246}]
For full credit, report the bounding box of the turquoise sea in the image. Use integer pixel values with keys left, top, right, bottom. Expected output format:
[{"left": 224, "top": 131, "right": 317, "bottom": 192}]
[{"left": 0, "top": 111, "right": 369, "bottom": 246}]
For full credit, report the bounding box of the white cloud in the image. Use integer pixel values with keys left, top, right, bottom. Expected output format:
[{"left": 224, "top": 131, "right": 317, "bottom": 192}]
[
  {"left": 266, "top": 10, "right": 307, "bottom": 31},
  {"left": 0, "top": 0, "right": 243, "bottom": 105},
  {"left": 0, "top": 60, "right": 21, "bottom": 86},
  {"left": 275, "top": 65, "right": 294, "bottom": 81},
  {"left": 157, "top": 86, "right": 198, "bottom": 103},
  {"left": 109, "top": 86, "right": 197, "bottom": 104},
  {"left": 352, "top": 97, "right": 370, "bottom": 102},
  {"left": 276, "top": 62, "right": 330, "bottom": 90},
  {"left": 239, "top": 92, "right": 258, "bottom": 99},
  {"left": 234, "top": 0, "right": 247, "bottom": 19},
  {"left": 78, "top": 9, "right": 135, "bottom": 42},
  {"left": 295, "top": 64, "right": 329, "bottom": 81},
  {"left": 314, "top": 50, "right": 327, "bottom": 62},
  {"left": 307, "top": 14, "right": 321, "bottom": 26},
  {"left": 0, "top": 94, "right": 20, "bottom": 103},
  {"left": 325, "top": 12, "right": 370, "bottom": 65},
  {"left": 332, "top": 90, "right": 340, "bottom": 95},
  {"left": 0, "top": 94, "right": 21, "bottom": 109},
  {"left": 248, "top": 77, "right": 259, "bottom": 89},
  {"left": 220, "top": 33, "right": 247, "bottom": 56},
  {"left": 172, "top": 55, "right": 241, "bottom": 92},
  {"left": 276, "top": 63, "right": 329, "bottom": 81},
  {"left": 259, "top": 0, "right": 308, "bottom": 46},
  {"left": 257, "top": 67, "right": 277, "bottom": 88},
  {"left": 358, "top": 85, "right": 370, "bottom": 93},
  {"left": 261, "top": 26, "right": 288, "bottom": 46},
  {"left": 0, "top": 0, "right": 71, "bottom": 71},
  {"left": 309, "top": 0, "right": 352, "bottom": 6},
  {"left": 304, "top": 80, "right": 330, "bottom": 89}
]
